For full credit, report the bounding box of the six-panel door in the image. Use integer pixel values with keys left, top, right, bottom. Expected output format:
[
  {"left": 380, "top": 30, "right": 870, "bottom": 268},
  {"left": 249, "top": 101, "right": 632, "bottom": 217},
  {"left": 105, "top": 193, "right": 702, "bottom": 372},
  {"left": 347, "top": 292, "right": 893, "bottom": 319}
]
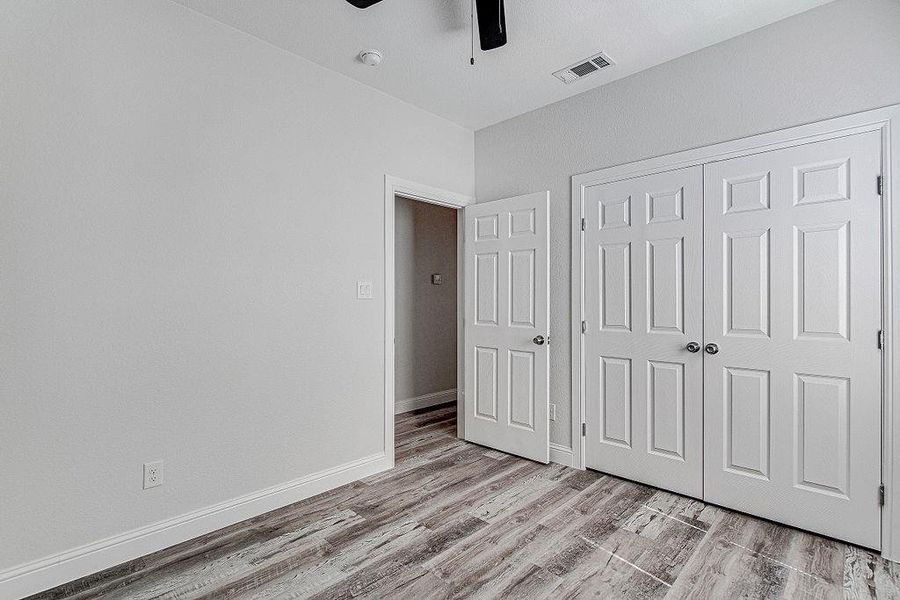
[
  {"left": 583, "top": 166, "right": 704, "bottom": 497},
  {"left": 703, "top": 131, "right": 883, "bottom": 548},
  {"left": 581, "top": 131, "right": 883, "bottom": 548},
  {"left": 464, "top": 192, "right": 550, "bottom": 463}
]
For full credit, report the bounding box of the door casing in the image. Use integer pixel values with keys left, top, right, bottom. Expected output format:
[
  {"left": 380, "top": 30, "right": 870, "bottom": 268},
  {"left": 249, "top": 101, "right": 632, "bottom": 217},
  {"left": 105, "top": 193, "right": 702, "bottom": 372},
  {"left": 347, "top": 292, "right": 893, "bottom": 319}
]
[{"left": 571, "top": 104, "right": 900, "bottom": 561}]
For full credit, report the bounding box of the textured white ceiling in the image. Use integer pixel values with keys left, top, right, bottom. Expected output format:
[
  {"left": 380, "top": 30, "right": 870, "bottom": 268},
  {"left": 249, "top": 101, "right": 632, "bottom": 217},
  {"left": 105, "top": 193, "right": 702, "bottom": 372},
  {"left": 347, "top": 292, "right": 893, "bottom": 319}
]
[{"left": 174, "top": 0, "right": 834, "bottom": 130}]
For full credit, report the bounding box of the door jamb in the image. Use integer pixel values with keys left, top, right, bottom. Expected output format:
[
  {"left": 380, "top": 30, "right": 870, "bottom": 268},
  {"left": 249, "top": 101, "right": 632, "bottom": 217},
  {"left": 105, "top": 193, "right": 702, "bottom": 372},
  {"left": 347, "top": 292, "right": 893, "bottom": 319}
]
[
  {"left": 570, "top": 103, "right": 900, "bottom": 560},
  {"left": 384, "top": 176, "right": 474, "bottom": 467}
]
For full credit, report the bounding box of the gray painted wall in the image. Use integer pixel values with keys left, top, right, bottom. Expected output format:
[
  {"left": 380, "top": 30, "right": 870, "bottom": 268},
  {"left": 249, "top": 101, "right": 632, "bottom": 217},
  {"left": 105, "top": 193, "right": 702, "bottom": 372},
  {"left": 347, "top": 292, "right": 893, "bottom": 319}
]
[
  {"left": 394, "top": 197, "right": 458, "bottom": 401},
  {"left": 0, "top": 0, "right": 472, "bottom": 573},
  {"left": 474, "top": 0, "right": 900, "bottom": 447}
]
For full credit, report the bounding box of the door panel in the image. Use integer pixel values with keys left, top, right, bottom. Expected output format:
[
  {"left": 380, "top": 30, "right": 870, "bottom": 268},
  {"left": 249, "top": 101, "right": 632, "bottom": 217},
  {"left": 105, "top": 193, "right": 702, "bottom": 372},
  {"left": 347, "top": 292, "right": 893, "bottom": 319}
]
[
  {"left": 474, "top": 346, "right": 498, "bottom": 420},
  {"left": 724, "top": 229, "right": 770, "bottom": 337},
  {"left": 647, "top": 237, "right": 684, "bottom": 333},
  {"left": 600, "top": 243, "right": 631, "bottom": 330},
  {"left": 600, "top": 356, "right": 632, "bottom": 447},
  {"left": 584, "top": 166, "right": 703, "bottom": 497},
  {"left": 703, "top": 131, "right": 882, "bottom": 548},
  {"left": 647, "top": 360, "right": 685, "bottom": 459},
  {"left": 723, "top": 367, "right": 770, "bottom": 479},
  {"left": 475, "top": 253, "right": 498, "bottom": 324},
  {"left": 464, "top": 192, "right": 550, "bottom": 463}
]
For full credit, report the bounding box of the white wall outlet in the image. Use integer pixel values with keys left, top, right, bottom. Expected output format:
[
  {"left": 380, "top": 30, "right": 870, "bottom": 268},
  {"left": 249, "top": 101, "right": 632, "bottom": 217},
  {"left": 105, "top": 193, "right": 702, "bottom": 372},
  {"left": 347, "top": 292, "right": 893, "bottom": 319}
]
[
  {"left": 357, "top": 280, "right": 373, "bottom": 299},
  {"left": 549, "top": 403, "right": 557, "bottom": 421},
  {"left": 143, "top": 461, "right": 164, "bottom": 489}
]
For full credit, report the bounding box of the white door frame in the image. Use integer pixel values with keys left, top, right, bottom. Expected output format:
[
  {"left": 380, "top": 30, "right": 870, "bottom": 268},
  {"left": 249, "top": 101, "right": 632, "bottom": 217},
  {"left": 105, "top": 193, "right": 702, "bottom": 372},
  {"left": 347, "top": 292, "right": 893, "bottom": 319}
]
[
  {"left": 570, "top": 103, "right": 900, "bottom": 559},
  {"left": 384, "top": 175, "right": 474, "bottom": 466}
]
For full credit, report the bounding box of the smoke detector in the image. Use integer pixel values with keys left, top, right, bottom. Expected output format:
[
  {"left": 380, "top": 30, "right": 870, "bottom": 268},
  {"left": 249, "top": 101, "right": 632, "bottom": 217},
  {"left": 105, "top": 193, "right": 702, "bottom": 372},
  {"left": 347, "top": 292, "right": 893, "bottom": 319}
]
[
  {"left": 553, "top": 52, "right": 614, "bottom": 84},
  {"left": 358, "top": 49, "right": 383, "bottom": 67}
]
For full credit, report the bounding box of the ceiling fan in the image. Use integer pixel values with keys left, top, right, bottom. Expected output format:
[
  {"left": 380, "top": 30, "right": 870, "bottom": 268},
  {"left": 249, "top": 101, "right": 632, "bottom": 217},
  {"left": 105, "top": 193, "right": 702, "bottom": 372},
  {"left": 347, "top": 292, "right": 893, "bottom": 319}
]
[{"left": 345, "top": 0, "right": 507, "bottom": 51}]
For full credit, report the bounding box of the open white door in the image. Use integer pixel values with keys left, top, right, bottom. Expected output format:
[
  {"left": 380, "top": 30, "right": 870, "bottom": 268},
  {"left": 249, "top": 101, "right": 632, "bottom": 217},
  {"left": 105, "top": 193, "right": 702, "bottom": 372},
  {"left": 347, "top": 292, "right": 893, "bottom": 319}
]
[{"left": 464, "top": 192, "right": 550, "bottom": 463}]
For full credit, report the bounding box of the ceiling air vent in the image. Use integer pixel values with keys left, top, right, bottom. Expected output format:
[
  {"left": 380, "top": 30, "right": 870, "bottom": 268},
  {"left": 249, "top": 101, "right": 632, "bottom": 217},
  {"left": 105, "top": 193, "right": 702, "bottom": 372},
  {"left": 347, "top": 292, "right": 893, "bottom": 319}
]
[{"left": 553, "top": 52, "right": 614, "bottom": 84}]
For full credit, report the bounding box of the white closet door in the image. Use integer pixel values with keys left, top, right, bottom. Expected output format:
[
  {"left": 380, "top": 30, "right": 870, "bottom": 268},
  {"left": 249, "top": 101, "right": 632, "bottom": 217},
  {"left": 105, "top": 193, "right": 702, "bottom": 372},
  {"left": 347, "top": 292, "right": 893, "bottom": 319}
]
[
  {"left": 583, "top": 167, "right": 704, "bottom": 497},
  {"left": 703, "top": 131, "right": 883, "bottom": 548},
  {"left": 464, "top": 192, "right": 550, "bottom": 463}
]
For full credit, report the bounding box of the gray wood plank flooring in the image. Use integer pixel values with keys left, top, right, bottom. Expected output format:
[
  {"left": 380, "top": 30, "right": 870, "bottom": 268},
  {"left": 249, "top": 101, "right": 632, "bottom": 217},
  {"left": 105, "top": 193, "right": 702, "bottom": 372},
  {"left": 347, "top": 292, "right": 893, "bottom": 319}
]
[{"left": 28, "top": 405, "right": 900, "bottom": 599}]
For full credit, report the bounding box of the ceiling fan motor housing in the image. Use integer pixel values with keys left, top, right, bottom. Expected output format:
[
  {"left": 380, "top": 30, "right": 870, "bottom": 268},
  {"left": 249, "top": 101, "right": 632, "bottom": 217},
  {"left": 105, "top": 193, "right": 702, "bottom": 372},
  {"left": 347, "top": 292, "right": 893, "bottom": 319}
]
[
  {"left": 344, "top": 0, "right": 508, "bottom": 52},
  {"left": 346, "top": 0, "right": 383, "bottom": 8}
]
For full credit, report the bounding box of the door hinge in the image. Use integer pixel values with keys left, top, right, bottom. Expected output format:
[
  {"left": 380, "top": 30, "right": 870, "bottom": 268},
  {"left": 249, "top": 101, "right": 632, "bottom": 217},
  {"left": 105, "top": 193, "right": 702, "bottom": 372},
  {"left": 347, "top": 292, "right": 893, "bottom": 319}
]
[
  {"left": 877, "top": 175, "right": 883, "bottom": 196},
  {"left": 582, "top": 320, "right": 587, "bottom": 334},
  {"left": 581, "top": 218, "right": 586, "bottom": 231},
  {"left": 582, "top": 422, "right": 586, "bottom": 437},
  {"left": 878, "top": 330, "right": 885, "bottom": 350},
  {"left": 880, "top": 484, "right": 885, "bottom": 506}
]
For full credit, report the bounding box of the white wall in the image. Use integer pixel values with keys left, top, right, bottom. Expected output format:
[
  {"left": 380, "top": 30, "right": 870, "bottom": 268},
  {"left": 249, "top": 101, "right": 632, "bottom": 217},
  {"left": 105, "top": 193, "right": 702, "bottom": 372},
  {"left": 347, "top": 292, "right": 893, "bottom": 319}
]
[
  {"left": 394, "top": 197, "right": 458, "bottom": 403},
  {"left": 474, "top": 0, "right": 900, "bottom": 448},
  {"left": 0, "top": 0, "right": 473, "bottom": 587}
]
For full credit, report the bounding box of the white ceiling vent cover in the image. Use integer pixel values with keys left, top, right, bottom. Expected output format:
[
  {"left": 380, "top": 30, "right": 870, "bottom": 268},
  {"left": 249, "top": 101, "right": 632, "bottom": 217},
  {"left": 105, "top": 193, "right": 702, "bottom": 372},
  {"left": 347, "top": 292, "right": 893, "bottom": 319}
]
[{"left": 553, "top": 52, "right": 614, "bottom": 84}]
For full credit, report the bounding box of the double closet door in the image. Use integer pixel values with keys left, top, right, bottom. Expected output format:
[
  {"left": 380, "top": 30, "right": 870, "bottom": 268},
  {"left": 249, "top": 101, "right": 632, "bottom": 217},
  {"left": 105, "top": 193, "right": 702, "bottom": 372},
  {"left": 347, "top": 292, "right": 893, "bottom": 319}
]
[{"left": 583, "top": 131, "right": 883, "bottom": 548}]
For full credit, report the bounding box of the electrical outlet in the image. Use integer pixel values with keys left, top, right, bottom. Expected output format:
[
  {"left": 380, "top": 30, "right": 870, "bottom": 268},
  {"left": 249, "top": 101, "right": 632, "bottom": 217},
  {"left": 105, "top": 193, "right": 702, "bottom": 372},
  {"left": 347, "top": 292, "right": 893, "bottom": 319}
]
[
  {"left": 143, "top": 461, "right": 164, "bottom": 489},
  {"left": 357, "top": 280, "right": 373, "bottom": 299},
  {"left": 549, "top": 403, "right": 557, "bottom": 421}
]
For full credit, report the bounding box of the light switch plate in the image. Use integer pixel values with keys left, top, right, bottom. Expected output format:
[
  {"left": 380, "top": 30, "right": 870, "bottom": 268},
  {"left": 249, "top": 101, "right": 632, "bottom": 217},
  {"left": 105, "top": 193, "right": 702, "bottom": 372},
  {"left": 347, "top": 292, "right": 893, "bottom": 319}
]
[
  {"left": 549, "top": 403, "right": 557, "bottom": 421},
  {"left": 357, "top": 280, "right": 373, "bottom": 299}
]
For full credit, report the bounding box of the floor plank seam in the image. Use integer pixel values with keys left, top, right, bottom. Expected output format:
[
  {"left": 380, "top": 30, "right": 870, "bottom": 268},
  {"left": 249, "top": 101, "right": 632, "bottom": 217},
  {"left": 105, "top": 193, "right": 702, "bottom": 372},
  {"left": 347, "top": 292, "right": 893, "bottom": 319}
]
[
  {"left": 577, "top": 535, "right": 673, "bottom": 589},
  {"left": 724, "top": 539, "right": 827, "bottom": 582},
  {"left": 639, "top": 505, "right": 709, "bottom": 533}
]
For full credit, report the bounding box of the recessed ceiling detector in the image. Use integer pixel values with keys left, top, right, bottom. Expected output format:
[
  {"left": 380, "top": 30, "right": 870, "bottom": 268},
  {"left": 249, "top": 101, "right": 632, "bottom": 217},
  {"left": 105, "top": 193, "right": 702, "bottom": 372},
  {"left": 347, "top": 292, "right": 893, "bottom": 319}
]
[{"left": 358, "top": 49, "right": 383, "bottom": 67}]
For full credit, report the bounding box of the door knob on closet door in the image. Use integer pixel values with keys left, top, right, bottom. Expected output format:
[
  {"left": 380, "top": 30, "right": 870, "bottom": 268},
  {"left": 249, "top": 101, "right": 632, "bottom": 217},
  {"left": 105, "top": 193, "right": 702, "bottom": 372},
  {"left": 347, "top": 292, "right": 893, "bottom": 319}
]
[
  {"left": 705, "top": 343, "right": 719, "bottom": 355},
  {"left": 686, "top": 341, "right": 701, "bottom": 353},
  {"left": 532, "top": 335, "right": 546, "bottom": 345}
]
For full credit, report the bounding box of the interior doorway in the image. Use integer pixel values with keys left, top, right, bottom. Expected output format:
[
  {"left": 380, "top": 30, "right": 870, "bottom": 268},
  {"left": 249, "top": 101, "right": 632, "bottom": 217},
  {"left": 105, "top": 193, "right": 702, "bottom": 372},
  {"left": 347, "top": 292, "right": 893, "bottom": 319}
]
[
  {"left": 393, "top": 195, "right": 459, "bottom": 418},
  {"left": 383, "top": 176, "right": 472, "bottom": 468},
  {"left": 383, "top": 177, "right": 550, "bottom": 466}
]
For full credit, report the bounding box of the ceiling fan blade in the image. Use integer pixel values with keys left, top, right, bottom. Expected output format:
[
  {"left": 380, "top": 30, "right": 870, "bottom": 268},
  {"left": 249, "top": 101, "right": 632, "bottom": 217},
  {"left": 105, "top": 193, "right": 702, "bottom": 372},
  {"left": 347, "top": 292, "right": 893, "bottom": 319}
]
[
  {"left": 345, "top": 0, "right": 384, "bottom": 7},
  {"left": 475, "top": 0, "right": 507, "bottom": 50}
]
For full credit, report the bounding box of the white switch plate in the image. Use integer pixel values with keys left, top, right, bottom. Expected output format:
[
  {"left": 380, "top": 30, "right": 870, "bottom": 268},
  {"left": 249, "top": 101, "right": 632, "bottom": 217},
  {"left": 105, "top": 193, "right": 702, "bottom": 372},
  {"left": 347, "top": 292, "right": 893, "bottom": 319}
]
[
  {"left": 357, "top": 280, "right": 373, "bottom": 299},
  {"left": 143, "top": 461, "right": 164, "bottom": 489},
  {"left": 549, "top": 403, "right": 557, "bottom": 421}
]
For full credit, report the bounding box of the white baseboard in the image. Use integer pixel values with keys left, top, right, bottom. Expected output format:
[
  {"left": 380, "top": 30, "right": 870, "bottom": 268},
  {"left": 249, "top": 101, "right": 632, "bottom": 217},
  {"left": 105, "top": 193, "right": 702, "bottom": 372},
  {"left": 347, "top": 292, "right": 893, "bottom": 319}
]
[
  {"left": 550, "top": 443, "right": 575, "bottom": 468},
  {"left": 0, "top": 452, "right": 390, "bottom": 600},
  {"left": 395, "top": 388, "right": 457, "bottom": 414}
]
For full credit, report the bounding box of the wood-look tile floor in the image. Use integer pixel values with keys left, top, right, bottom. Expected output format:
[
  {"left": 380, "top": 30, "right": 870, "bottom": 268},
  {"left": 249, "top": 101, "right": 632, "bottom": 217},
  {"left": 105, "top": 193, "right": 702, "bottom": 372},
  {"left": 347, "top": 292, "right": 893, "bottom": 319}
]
[{"left": 30, "top": 405, "right": 900, "bottom": 599}]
